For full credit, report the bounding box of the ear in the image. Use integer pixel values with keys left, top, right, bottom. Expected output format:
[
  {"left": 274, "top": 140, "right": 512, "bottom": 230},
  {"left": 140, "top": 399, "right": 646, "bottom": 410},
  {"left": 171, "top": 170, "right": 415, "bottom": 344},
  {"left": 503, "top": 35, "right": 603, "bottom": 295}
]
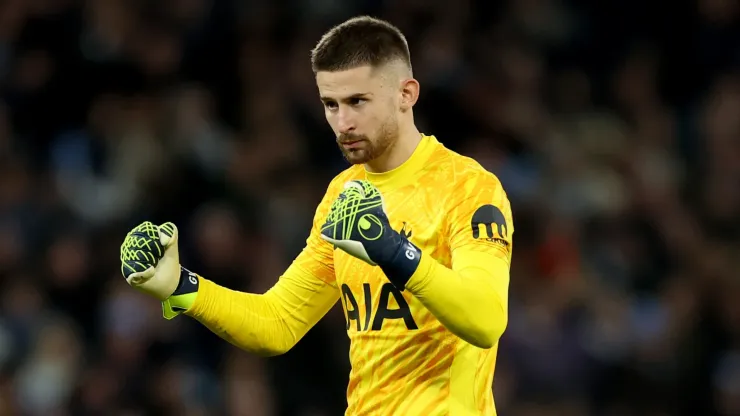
[{"left": 399, "top": 78, "right": 420, "bottom": 112}]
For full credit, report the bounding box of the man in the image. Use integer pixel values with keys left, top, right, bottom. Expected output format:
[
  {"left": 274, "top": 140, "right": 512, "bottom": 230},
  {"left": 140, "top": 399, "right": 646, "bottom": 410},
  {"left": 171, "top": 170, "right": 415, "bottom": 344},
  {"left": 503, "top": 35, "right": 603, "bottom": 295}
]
[{"left": 120, "top": 16, "right": 513, "bottom": 416}]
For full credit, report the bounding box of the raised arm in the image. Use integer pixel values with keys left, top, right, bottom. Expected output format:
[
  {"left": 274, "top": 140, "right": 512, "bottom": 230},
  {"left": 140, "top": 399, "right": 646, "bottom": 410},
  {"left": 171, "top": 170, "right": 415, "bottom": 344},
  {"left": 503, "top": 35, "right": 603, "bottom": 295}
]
[
  {"left": 120, "top": 183, "right": 341, "bottom": 356},
  {"left": 183, "top": 248, "right": 339, "bottom": 356}
]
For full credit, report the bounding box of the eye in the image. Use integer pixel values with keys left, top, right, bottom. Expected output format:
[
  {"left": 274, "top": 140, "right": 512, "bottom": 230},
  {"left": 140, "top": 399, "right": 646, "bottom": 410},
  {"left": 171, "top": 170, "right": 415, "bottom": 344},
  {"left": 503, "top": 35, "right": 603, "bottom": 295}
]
[
  {"left": 349, "top": 97, "right": 366, "bottom": 106},
  {"left": 324, "top": 101, "right": 338, "bottom": 110}
]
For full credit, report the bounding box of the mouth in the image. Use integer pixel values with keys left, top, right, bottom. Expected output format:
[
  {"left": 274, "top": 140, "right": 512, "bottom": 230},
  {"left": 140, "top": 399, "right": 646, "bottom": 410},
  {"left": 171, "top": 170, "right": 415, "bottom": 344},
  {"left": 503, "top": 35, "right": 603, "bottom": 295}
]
[{"left": 340, "top": 140, "right": 364, "bottom": 149}]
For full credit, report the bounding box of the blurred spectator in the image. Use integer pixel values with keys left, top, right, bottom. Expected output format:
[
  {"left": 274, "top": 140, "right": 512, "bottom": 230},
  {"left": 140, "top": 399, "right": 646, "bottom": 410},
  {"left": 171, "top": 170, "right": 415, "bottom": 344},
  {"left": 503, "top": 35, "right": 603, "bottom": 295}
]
[{"left": 0, "top": 0, "right": 736, "bottom": 415}]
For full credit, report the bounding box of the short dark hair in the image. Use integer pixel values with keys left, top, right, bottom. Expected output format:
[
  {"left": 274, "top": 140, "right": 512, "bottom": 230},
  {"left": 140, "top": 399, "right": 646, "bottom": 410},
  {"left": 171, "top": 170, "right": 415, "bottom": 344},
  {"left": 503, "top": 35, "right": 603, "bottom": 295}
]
[{"left": 310, "top": 16, "right": 411, "bottom": 74}]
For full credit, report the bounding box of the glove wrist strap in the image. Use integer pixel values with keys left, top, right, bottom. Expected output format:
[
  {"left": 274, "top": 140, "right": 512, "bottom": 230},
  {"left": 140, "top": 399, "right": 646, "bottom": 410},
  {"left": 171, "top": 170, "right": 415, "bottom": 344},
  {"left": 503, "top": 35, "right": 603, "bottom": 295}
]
[
  {"left": 162, "top": 267, "right": 200, "bottom": 320},
  {"left": 379, "top": 238, "right": 422, "bottom": 291}
]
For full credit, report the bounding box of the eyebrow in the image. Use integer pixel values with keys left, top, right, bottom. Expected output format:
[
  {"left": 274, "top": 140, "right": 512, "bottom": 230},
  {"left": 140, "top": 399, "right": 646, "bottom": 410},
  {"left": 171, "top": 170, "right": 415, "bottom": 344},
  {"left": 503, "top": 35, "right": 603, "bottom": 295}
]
[{"left": 320, "top": 92, "right": 372, "bottom": 102}]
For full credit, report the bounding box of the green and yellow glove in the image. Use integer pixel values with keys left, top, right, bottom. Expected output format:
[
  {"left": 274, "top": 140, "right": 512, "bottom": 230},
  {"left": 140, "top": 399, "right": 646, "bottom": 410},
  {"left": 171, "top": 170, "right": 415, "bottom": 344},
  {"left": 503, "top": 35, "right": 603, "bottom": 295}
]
[
  {"left": 119, "top": 221, "right": 199, "bottom": 319},
  {"left": 320, "top": 180, "right": 422, "bottom": 290}
]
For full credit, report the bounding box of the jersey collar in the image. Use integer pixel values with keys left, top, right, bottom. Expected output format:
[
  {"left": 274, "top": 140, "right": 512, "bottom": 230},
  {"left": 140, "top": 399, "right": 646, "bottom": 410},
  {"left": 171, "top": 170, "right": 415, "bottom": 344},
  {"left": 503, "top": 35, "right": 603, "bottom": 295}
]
[{"left": 365, "top": 134, "right": 438, "bottom": 190}]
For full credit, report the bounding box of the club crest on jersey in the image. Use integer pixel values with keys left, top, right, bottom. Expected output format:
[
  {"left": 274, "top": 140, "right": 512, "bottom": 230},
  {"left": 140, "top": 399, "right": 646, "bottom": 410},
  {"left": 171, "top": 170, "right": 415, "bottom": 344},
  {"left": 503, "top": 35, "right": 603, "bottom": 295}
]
[{"left": 471, "top": 204, "right": 509, "bottom": 247}]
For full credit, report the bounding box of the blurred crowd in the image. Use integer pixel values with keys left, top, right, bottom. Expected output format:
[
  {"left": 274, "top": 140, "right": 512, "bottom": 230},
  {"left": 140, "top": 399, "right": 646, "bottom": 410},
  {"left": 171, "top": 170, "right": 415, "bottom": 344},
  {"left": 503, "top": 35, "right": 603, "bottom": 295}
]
[{"left": 0, "top": 0, "right": 738, "bottom": 415}]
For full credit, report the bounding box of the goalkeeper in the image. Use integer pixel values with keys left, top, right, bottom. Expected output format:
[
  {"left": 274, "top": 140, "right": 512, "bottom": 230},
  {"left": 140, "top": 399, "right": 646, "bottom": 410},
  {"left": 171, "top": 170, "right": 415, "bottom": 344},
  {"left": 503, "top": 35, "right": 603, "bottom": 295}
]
[{"left": 121, "top": 16, "right": 513, "bottom": 416}]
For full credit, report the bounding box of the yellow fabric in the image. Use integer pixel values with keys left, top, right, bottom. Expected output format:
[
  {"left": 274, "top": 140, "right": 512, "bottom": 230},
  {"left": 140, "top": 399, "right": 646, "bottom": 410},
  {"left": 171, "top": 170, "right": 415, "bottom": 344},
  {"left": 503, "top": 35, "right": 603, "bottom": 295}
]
[
  {"left": 186, "top": 269, "right": 339, "bottom": 356},
  {"left": 185, "top": 180, "right": 341, "bottom": 355},
  {"left": 184, "top": 134, "right": 514, "bottom": 416},
  {"left": 332, "top": 135, "right": 513, "bottom": 415},
  {"left": 406, "top": 251, "right": 509, "bottom": 349}
]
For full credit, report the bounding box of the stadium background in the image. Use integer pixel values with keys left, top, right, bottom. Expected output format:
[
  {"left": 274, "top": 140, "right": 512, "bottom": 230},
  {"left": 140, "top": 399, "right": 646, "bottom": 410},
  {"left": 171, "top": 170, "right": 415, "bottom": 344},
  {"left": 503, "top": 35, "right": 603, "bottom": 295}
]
[{"left": 0, "top": 0, "right": 738, "bottom": 415}]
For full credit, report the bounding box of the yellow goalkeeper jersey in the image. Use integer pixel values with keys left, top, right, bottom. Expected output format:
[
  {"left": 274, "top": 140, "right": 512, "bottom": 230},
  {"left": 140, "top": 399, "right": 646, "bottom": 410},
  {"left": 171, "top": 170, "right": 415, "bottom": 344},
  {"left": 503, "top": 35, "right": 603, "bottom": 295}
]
[{"left": 187, "top": 134, "right": 513, "bottom": 416}]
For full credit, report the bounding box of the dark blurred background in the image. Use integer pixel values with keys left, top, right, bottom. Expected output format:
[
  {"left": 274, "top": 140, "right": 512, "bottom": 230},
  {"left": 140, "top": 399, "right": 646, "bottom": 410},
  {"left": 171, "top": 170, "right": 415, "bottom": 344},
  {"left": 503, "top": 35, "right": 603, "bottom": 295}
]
[{"left": 0, "top": 0, "right": 738, "bottom": 415}]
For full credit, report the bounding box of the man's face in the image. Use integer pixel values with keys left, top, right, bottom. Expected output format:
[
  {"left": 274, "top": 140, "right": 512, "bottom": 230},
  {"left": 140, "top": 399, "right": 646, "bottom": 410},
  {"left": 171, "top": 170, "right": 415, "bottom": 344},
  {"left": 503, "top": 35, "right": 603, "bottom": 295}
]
[{"left": 316, "top": 65, "right": 400, "bottom": 165}]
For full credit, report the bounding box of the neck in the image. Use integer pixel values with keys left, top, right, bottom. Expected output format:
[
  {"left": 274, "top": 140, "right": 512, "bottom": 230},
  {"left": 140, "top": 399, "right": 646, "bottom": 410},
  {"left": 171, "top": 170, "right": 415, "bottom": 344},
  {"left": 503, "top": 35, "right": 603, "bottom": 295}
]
[{"left": 365, "top": 123, "right": 421, "bottom": 173}]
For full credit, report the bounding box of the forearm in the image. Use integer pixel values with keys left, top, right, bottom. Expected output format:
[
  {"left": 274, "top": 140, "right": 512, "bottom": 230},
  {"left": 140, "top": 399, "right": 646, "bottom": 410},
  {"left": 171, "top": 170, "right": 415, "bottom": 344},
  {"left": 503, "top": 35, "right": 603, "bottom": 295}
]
[
  {"left": 184, "top": 279, "right": 297, "bottom": 356},
  {"left": 184, "top": 269, "right": 338, "bottom": 357},
  {"left": 404, "top": 252, "right": 509, "bottom": 349}
]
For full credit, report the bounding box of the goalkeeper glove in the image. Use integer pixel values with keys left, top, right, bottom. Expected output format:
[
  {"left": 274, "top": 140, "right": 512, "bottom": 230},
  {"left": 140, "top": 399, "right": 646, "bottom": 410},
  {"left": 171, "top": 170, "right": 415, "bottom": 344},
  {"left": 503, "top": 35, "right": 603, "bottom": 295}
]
[
  {"left": 119, "top": 221, "right": 199, "bottom": 319},
  {"left": 320, "top": 180, "right": 422, "bottom": 290}
]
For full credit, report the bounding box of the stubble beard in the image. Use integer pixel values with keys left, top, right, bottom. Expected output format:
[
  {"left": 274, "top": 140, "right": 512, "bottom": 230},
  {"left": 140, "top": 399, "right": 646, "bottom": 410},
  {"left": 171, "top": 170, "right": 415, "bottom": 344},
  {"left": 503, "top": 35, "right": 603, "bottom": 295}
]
[{"left": 336, "top": 118, "right": 398, "bottom": 165}]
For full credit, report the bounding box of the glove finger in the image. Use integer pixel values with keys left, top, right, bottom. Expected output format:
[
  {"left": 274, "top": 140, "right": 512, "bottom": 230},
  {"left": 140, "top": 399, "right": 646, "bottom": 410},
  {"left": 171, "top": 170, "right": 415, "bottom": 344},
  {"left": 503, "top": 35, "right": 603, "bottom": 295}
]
[
  {"left": 124, "top": 266, "right": 155, "bottom": 285},
  {"left": 158, "top": 222, "right": 178, "bottom": 248},
  {"left": 121, "top": 233, "right": 163, "bottom": 261},
  {"left": 343, "top": 180, "right": 380, "bottom": 198},
  {"left": 121, "top": 259, "right": 155, "bottom": 280},
  {"left": 342, "top": 181, "right": 368, "bottom": 199},
  {"left": 120, "top": 222, "right": 164, "bottom": 271},
  {"left": 127, "top": 221, "right": 160, "bottom": 240}
]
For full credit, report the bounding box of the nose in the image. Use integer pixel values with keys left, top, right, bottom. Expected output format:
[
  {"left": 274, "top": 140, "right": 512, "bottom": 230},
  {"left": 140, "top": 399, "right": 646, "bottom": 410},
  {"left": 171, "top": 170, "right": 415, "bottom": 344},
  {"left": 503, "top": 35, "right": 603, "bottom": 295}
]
[{"left": 336, "top": 110, "right": 355, "bottom": 134}]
